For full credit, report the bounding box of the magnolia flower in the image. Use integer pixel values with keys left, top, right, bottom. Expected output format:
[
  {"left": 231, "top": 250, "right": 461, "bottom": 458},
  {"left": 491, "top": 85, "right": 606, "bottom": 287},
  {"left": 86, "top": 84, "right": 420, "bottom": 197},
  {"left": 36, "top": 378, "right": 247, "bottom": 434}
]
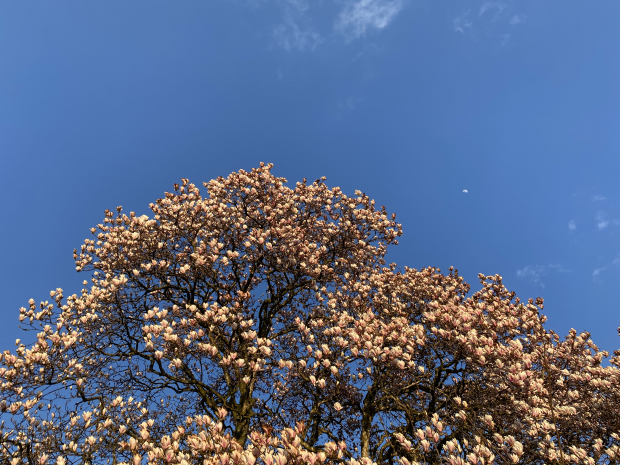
[{"left": 2, "top": 165, "right": 614, "bottom": 465}]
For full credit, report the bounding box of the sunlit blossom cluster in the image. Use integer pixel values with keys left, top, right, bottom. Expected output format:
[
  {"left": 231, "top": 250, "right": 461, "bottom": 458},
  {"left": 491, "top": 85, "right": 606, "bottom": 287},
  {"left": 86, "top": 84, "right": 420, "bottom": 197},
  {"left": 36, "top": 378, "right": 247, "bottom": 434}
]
[{"left": 1, "top": 163, "right": 618, "bottom": 465}]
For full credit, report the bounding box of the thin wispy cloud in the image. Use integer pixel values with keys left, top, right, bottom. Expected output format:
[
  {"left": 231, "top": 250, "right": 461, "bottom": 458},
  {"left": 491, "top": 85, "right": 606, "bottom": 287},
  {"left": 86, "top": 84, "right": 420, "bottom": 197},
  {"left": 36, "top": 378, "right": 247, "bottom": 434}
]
[
  {"left": 593, "top": 195, "right": 607, "bottom": 201},
  {"left": 516, "top": 265, "right": 546, "bottom": 287},
  {"left": 334, "top": 95, "right": 364, "bottom": 120},
  {"left": 517, "top": 263, "right": 571, "bottom": 288},
  {"left": 452, "top": 0, "right": 525, "bottom": 44},
  {"left": 263, "top": 0, "right": 405, "bottom": 50},
  {"left": 453, "top": 11, "right": 472, "bottom": 34},
  {"left": 274, "top": 20, "right": 322, "bottom": 51},
  {"left": 276, "top": 0, "right": 308, "bottom": 16},
  {"left": 509, "top": 14, "right": 525, "bottom": 25},
  {"left": 548, "top": 264, "right": 571, "bottom": 273},
  {"left": 499, "top": 33, "right": 511, "bottom": 46},
  {"left": 479, "top": 2, "right": 507, "bottom": 21},
  {"left": 272, "top": 0, "right": 322, "bottom": 51},
  {"left": 592, "top": 254, "right": 620, "bottom": 282},
  {"left": 335, "top": 0, "right": 405, "bottom": 42},
  {"left": 596, "top": 211, "right": 610, "bottom": 230},
  {"left": 568, "top": 220, "right": 576, "bottom": 231},
  {"left": 342, "top": 96, "right": 362, "bottom": 110},
  {"left": 593, "top": 266, "right": 607, "bottom": 281}
]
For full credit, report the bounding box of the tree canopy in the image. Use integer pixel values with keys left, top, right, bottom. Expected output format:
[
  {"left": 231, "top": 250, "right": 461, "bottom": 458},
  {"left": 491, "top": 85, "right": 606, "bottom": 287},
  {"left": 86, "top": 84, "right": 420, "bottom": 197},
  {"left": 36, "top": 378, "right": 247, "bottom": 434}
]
[{"left": 1, "top": 163, "right": 619, "bottom": 465}]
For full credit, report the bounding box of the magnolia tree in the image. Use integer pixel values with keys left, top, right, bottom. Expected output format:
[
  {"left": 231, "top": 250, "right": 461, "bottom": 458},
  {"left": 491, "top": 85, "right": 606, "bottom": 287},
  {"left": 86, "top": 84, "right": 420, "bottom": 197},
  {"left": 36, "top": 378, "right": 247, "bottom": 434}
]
[{"left": 1, "top": 163, "right": 619, "bottom": 465}]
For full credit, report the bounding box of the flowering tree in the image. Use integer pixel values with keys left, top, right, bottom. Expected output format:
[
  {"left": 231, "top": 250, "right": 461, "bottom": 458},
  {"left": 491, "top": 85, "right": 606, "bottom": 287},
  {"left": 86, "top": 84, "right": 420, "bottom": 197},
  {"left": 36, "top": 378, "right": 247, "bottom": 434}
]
[{"left": 0, "top": 163, "right": 618, "bottom": 465}]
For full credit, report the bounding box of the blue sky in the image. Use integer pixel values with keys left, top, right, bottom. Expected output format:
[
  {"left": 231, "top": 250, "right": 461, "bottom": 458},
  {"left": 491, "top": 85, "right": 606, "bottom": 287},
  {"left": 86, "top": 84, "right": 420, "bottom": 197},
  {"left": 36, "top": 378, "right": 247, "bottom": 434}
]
[{"left": 1, "top": 0, "right": 620, "bottom": 355}]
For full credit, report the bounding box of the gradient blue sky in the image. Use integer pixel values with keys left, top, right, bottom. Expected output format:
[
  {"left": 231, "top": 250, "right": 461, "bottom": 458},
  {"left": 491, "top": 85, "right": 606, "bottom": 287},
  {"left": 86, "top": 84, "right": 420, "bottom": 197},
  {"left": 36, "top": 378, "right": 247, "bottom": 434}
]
[{"left": 2, "top": 1, "right": 619, "bottom": 355}]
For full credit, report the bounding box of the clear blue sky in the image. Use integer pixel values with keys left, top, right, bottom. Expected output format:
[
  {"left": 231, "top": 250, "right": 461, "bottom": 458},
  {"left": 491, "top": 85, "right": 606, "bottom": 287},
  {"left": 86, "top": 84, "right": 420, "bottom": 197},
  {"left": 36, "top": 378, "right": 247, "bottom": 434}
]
[{"left": 1, "top": 1, "right": 619, "bottom": 354}]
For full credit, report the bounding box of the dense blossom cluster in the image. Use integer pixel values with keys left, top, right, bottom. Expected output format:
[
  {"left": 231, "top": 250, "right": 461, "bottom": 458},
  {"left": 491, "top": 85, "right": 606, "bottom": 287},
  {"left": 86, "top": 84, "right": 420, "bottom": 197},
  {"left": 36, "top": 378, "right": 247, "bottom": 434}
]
[{"left": 0, "top": 163, "right": 618, "bottom": 465}]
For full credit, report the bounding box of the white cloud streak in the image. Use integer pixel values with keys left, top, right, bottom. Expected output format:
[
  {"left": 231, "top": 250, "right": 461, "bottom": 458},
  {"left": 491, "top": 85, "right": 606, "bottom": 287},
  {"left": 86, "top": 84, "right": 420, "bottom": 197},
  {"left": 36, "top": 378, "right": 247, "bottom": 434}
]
[
  {"left": 596, "top": 211, "right": 610, "bottom": 230},
  {"left": 548, "top": 264, "right": 571, "bottom": 273},
  {"left": 516, "top": 265, "right": 546, "bottom": 287},
  {"left": 517, "top": 263, "right": 571, "bottom": 287},
  {"left": 272, "top": 0, "right": 322, "bottom": 51},
  {"left": 509, "top": 14, "right": 525, "bottom": 25},
  {"left": 479, "top": 2, "right": 507, "bottom": 20},
  {"left": 335, "top": 0, "right": 405, "bottom": 42},
  {"left": 453, "top": 1, "right": 525, "bottom": 42},
  {"left": 568, "top": 220, "right": 576, "bottom": 231},
  {"left": 593, "top": 267, "right": 607, "bottom": 281},
  {"left": 593, "top": 254, "right": 620, "bottom": 282},
  {"left": 453, "top": 12, "right": 472, "bottom": 34},
  {"left": 274, "top": 20, "right": 322, "bottom": 51}
]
